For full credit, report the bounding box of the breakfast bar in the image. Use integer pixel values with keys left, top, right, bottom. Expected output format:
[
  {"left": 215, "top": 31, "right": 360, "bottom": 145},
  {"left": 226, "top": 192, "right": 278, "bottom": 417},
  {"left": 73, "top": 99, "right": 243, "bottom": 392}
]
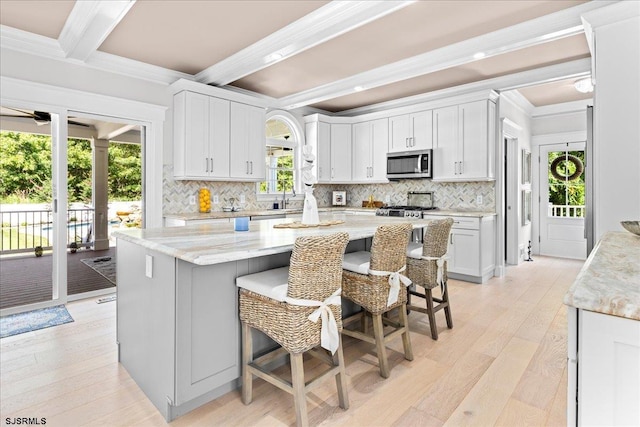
[{"left": 113, "top": 213, "right": 430, "bottom": 421}]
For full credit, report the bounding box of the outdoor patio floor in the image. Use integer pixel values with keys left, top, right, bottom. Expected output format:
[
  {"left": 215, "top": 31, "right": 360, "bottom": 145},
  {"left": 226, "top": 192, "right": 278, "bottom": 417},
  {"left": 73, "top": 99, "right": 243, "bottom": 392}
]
[{"left": 0, "top": 247, "right": 115, "bottom": 310}]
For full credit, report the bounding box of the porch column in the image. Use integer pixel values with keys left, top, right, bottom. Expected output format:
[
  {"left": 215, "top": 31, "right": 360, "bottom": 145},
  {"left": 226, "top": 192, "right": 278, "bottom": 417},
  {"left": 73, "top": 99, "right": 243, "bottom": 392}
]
[{"left": 92, "top": 138, "right": 110, "bottom": 250}]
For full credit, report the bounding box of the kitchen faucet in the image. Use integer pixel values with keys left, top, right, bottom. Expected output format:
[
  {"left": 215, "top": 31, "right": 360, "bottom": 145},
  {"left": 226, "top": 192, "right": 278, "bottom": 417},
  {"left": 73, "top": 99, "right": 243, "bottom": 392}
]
[{"left": 281, "top": 181, "right": 295, "bottom": 209}]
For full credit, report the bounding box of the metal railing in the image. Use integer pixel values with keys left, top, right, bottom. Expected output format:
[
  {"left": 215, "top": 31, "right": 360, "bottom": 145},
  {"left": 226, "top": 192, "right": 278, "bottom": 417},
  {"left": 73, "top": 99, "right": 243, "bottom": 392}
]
[
  {"left": 0, "top": 208, "right": 94, "bottom": 254},
  {"left": 548, "top": 204, "right": 585, "bottom": 218}
]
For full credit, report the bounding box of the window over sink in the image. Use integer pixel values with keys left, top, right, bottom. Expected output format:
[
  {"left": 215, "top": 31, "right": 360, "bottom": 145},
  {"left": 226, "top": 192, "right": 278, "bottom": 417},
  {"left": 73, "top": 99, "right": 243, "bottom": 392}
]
[{"left": 257, "top": 111, "right": 304, "bottom": 200}]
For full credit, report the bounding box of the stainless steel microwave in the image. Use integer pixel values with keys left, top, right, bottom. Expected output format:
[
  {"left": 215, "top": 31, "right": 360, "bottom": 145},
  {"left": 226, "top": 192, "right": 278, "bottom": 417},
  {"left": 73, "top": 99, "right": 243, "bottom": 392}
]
[{"left": 386, "top": 149, "right": 432, "bottom": 179}]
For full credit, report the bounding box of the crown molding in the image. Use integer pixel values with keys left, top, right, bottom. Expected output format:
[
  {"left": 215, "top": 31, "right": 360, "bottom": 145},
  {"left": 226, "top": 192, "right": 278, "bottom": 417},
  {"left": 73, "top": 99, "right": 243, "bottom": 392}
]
[
  {"left": 169, "top": 79, "right": 272, "bottom": 108},
  {"left": 59, "top": 0, "right": 135, "bottom": 61},
  {"left": 501, "top": 90, "right": 535, "bottom": 116},
  {"left": 531, "top": 98, "right": 593, "bottom": 118},
  {"left": 277, "top": 1, "right": 609, "bottom": 109},
  {"left": 333, "top": 58, "right": 590, "bottom": 117},
  {"left": 195, "top": 0, "right": 415, "bottom": 86},
  {"left": 581, "top": 0, "right": 639, "bottom": 30}
]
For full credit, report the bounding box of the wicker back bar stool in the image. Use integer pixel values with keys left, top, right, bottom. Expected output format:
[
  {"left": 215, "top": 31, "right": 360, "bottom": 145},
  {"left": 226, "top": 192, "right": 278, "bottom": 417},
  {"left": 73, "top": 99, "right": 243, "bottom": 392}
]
[
  {"left": 236, "top": 232, "right": 350, "bottom": 427},
  {"left": 406, "top": 218, "right": 454, "bottom": 340},
  {"left": 341, "top": 223, "right": 414, "bottom": 378}
]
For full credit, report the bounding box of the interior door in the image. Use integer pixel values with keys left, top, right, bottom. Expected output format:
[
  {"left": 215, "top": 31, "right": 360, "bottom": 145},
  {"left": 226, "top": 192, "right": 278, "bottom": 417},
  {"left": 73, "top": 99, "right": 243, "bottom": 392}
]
[{"left": 539, "top": 142, "right": 587, "bottom": 259}]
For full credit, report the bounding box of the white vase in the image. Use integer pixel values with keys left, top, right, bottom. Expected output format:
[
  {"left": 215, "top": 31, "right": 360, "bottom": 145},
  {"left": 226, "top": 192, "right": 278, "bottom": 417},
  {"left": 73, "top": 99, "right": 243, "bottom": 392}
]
[{"left": 302, "top": 192, "right": 319, "bottom": 225}]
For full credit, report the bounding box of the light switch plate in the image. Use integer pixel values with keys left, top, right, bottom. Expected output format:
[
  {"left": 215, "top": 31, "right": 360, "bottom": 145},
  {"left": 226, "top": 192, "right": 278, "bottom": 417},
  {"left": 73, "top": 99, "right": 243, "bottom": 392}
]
[
  {"left": 385, "top": 195, "right": 391, "bottom": 203},
  {"left": 145, "top": 255, "right": 153, "bottom": 278},
  {"left": 476, "top": 195, "right": 483, "bottom": 204}
]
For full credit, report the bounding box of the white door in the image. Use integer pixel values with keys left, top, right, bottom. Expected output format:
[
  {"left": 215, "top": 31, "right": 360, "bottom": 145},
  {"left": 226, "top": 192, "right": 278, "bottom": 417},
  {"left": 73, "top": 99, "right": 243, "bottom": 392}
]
[{"left": 539, "top": 142, "right": 586, "bottom": 259}]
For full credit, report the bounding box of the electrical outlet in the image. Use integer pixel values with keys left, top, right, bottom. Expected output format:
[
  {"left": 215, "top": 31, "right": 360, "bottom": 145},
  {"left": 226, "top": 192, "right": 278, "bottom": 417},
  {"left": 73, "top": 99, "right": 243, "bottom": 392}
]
[
  {"left": 188, "top": 195, "right": 196, "bottom": 205},
  {"left": 476, "top": 195, "right": 483, "bottom": 204},
  {"left": 213, "top": 195, "right": 219, "bottom": 204},
  {"left": 385, "top": 195, "right": 390, "bottom": 203},
  {"left": 239, "top": 195, "right": 246, "bottom": 204}
]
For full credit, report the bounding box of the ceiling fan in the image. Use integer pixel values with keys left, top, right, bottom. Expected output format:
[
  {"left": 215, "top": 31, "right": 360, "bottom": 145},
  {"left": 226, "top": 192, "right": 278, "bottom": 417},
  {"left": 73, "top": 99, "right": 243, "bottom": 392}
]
[{"left": 0, "top": 107, "right": 90, "bottom": 127}]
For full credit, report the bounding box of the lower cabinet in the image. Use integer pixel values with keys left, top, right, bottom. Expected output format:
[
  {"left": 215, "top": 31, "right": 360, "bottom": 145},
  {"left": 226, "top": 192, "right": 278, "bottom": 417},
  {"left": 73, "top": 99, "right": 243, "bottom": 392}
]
[
  {"left": 424, "top": 214, "right": 495, "bottom": 283},
  {"left": 568, "top": 308, "right": 640, "bottom": 426}
]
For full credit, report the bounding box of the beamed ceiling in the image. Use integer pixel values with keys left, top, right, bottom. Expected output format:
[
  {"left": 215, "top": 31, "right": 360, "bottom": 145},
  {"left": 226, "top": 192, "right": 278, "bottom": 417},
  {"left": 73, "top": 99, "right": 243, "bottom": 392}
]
[{"left": 0, "top": 0, "right": 602, "bottom": 113}]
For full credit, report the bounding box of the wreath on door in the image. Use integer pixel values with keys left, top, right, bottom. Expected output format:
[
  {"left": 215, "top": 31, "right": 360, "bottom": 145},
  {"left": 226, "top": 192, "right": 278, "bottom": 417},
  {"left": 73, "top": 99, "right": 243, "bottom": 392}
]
[{"left": 550, "top": 154, "right": 583, "bottom": 181}]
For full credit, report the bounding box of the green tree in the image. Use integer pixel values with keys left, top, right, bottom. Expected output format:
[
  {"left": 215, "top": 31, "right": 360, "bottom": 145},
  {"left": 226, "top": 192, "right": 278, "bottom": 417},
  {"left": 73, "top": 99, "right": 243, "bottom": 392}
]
[
  {"left": 0, "top": 131, "right": 52, "bottom": 203},
  {"left": 108, "top": 143, "right": 141, "bottom": 201},
  {"left": 547, "top": 150, "right": 585, "bottom": 215}
]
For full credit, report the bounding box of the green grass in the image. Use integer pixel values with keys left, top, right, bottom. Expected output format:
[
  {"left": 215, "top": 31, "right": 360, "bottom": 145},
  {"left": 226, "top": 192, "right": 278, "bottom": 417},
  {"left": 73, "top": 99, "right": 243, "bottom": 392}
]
[{"left": 1, "top": 227, "right": 50, "bottom": 252}]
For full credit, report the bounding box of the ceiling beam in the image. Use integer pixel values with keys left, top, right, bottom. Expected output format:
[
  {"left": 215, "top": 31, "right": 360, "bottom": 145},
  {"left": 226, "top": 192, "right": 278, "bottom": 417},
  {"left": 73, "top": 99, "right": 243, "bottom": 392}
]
[
  {"left": 59, "top": 0, "right": 135, "bottom": 61},
  {"left": 195, "top": 0, "right": 415, "bottom": 86},
  {"left": 277, "top": 1, "right": 611, "bottom": 109},
  {"left": 95, "top": 122, "right": 136, "bottom": 140}
]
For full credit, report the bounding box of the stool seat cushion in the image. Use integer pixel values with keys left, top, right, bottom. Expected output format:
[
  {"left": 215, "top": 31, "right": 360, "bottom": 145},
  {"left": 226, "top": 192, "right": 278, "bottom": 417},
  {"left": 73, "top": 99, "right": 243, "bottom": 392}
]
[
  {"left": 236, "top": 266, "right": 289, "bottom": 302},
  {"left": 342, "top": 251, "right": 371, "bottom": 275},
  {"left": 406, "top": 242, "right": 423, "bottom": 259}
]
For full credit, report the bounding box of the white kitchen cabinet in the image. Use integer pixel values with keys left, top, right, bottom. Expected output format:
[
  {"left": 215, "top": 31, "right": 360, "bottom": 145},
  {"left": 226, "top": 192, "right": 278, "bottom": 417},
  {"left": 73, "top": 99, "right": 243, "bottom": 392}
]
[
  {"left": 424, "top": 214, "right": 495, "bottom": 283},
  {"left": 229, "top": 102, "right": 266, "bottom": 181},
  {"left": 306, "top": 117, "right": 352, "bottom": 184},
  {"left": 164, "top": 217, "right": 231, "bottom": 227},
  {"left": 433, "top": 100, "right": 495, "bottom": 181},
  {"left": 388, "top": 110, "right": 433, "bottom": 152},
  {"left": 352, "top": 118, "right": 389, "bottom": 183},
  {"left": 174, "top": 90, "right": 264, "bottom": 182},
  {"left": 173, "top": 91, "right": 230, "bottom": 179},
  {"left": 330, "top": 123, "right": 352, "bottom": 182}
]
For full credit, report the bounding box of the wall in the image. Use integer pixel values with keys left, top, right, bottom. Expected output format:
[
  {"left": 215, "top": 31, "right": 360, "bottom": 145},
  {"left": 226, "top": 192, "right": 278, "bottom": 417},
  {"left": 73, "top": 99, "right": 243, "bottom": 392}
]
[
  {"left": 590, "top": 14, "right": 640, "bottom": 239},
  {"left": 532, "top": 111, "right": 587, "bottom": 135},
  {"left": 499, "top": 94, "right": 533, "bottom": 262}
]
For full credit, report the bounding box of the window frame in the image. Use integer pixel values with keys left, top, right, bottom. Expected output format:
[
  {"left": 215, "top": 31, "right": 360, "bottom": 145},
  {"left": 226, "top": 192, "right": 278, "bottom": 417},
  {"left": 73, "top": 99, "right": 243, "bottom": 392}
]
[{"left": 256, "top": 110, "right": 305, "bottom": 202}]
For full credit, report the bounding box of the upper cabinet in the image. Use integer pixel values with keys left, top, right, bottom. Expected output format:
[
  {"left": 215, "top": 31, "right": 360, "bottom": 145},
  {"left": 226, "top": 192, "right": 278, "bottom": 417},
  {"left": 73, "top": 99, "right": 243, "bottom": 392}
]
[
  {"left": 173, "top": 88, "right": 266, "bottom": 182},
  {"left": 229, "top": 102, "right": 265, "bottom": 180},
  {"left": 352, "top": 119, "right": 389, "bottom": 183},
  {"left": 433, "top": 99, "right": 496, "bottom": 181},
  {"left": 305, "top": 116, "right": 352, "bottom": 184},
  {"left": 388, "top": 110, "right": 433, "bottom": 152}
]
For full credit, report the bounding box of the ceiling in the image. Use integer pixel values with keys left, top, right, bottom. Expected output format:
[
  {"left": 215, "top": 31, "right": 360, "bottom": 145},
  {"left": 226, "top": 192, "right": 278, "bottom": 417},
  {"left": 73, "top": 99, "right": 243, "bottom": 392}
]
[{"left": 0, "top": 0, "right": 600, "bottom": 113}]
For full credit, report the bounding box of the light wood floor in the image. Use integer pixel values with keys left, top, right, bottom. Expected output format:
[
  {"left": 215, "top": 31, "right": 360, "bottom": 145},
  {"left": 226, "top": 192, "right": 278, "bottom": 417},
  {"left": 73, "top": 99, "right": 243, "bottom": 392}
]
[{"left": 0, "top": 256, "right": 583, "bottom": 426}]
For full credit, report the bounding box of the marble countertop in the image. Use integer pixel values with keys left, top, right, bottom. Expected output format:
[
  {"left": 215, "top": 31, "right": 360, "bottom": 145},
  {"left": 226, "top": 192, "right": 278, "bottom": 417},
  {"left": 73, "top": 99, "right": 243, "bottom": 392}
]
[
  {"left": 163, "top": 207, "right": 377, "bottom": 220},
  {"left": 114, "top": 213, "right": 431, "bottom": 266},
  {"left": 164, "top": 207, "right": 496, "bottom": 221},
  {"left": 564, "top": 231, "right": 640, "bottom": 321}
]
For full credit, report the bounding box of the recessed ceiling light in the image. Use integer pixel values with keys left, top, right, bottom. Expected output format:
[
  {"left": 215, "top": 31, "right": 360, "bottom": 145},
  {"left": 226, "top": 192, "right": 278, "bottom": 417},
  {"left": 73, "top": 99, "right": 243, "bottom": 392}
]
[
  {"left": 267, "top": 52, "right": 283, "bottom": 62},
  {"left": 473, "top": 52, "right": 486, "bottom": 60},
  {"left": 354, "top": 86, "right": 365, "bottom": 92},
  {"left": 574, "top": 77, "right": 594, "bottom": 93}
]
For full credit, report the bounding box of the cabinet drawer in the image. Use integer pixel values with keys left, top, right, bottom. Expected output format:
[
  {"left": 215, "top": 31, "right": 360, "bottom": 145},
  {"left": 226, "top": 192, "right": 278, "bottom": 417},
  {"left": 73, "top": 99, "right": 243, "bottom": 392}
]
[{"left": 424, "top": 215, "right": 480, "bottom": 230}]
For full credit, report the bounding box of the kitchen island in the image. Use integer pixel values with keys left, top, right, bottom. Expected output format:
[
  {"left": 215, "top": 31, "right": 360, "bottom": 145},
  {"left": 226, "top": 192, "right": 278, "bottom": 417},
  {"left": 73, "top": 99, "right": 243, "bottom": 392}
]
[
  {"left": 563, "top": 231, "right": 640, "bottom": 426},
  {"left": 113, "top": 213, "right": 430, "bottom": 421}
]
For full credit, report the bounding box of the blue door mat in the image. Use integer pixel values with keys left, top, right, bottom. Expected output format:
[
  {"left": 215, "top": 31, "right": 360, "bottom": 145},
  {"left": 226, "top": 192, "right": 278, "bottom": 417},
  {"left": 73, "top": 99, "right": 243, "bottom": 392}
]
[{"left": 0, "top": 305, "right": 74, "bottom": 338}]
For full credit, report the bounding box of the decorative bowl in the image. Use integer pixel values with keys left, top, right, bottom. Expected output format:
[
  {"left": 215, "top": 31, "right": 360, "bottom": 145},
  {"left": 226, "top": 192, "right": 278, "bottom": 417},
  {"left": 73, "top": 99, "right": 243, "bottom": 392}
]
[{"left": 620, "top": 221, "right": 640, "bottom": 236}]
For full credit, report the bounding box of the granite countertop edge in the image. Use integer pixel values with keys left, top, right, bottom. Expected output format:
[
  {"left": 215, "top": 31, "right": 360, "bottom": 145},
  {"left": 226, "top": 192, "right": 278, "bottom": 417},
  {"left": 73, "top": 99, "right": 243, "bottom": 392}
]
[{"left": 563, "top": 231, "right": 640, "bottom": 321}]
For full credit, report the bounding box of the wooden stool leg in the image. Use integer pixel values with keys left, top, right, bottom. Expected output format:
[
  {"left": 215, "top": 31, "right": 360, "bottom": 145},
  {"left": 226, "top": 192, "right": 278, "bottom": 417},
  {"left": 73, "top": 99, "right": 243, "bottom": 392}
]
[
  {"left": 241, "top": 322, "right": 253, "bottom": 404},
  {"left": 399, "top": 303, "right": 414, "bottom": 361},
  {"left": 425, "top": 288, "right": 438, "bottom": 340},
  {"left": 372, "top": 313, "right": 390, "bottom": 378},
  {"left": 333, "top": 336, "right": 349, "bottom": 410},
  {"left": 443, "top": 283, "right": 453, "bottom": 329},
  {"left": 290, "top": 352, "right": 308, "bottom": 427},
  {"left": 361, "top": 310, "right": 369, "bottom": 335}
]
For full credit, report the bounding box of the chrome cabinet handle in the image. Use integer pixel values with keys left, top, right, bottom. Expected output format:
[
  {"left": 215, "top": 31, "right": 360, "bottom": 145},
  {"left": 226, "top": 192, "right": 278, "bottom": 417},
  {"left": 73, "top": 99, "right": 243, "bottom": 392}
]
[
  {"left": 205, "top": 158, "right": 209, "bottom": 173},
  {"left": 250, "top": 161, "right": 253, "bottom": 174},
  {"left": 450, "top": 234, "right": 453, "bottom": 245},
  {"left": 210, "top": 158, "right": 213, "bottom": 173},
  {"left": 406, "top": 137, "right": 409, "bottom": 148},
  {"left": 246, "top": 161, "right": 249, "bottom": 174}
]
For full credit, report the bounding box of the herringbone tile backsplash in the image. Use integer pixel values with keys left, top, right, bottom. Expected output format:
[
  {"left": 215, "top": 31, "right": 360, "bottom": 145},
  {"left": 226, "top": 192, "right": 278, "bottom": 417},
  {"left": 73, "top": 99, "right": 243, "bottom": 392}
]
[{"left": 163, "top": 165, "right": 495, "bottom": 214}]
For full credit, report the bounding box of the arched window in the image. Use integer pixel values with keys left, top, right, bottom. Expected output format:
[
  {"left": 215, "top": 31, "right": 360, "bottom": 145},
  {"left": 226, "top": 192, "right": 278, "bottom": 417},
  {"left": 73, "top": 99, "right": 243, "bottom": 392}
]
[{"left": 258, "top": 111, "right": 304, "bottom": 199}]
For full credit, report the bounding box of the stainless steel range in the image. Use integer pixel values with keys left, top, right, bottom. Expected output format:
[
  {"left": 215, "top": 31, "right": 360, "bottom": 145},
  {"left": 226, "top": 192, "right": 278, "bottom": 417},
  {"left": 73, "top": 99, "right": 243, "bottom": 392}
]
[{"left": 375, "top": 191, "right": 437, "bottom": 218}]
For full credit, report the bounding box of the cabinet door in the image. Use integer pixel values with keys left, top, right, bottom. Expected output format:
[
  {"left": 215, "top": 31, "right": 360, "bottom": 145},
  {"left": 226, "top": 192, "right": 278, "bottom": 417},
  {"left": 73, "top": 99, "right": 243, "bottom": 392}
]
[
  {"left": 449, "top": 229, "right": 480, "bottom": 276},
  {"left": 209, "top": 97, "right": 230, "bottom": 178},
  {"left": 330, "top": 123, "right": 352, "bottom": 182},
  {"left": 433, "top": 106, "right": 458, "bottom": 179},
  {"left": 370, "top": 118, "right": 389, "bottom": 181},
  {"left": 175, "top": 260, "right": 239, "bottom": 404},
  {"left": 459, "top": 100, "right": 488, "bottom": 179},
  {"left": 315, "top": 122, "right": 332, "bottom": 183},
  {"left": 184, "top": 92, "right": 210, "bottom": 177},
  {"left": 229, "top": 103, "right": 265, "bottom": 180},
  {"left": 389, "top": 115, "right": 410, "bottom": 152},
  {"left": 410, "top": 110, "right": 433, "bottom": 150},
  {"left": 352, "top": 122, "right": 371, "bottom": 181}
]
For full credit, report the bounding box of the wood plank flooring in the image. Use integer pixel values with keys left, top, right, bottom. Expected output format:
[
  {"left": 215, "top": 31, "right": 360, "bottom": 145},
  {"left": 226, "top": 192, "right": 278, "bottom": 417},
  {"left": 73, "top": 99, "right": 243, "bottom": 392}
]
[{"left": 0, "top": 256, "right": 583, "bottom": 426}]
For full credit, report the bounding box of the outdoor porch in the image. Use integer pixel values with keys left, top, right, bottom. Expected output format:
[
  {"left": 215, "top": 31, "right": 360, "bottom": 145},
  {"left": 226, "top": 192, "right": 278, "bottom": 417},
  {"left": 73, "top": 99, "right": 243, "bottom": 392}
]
[{"left": 0, "top": 246, "right": 116, "bottom": 310}]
